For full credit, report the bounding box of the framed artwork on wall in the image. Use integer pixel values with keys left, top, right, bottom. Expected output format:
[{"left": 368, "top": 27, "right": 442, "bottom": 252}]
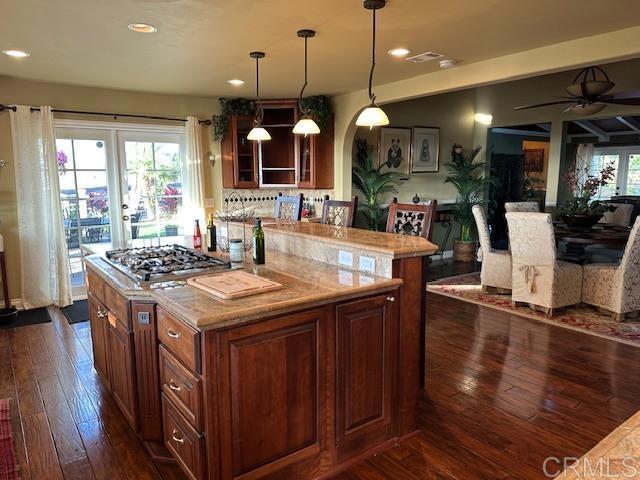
[
  {"left": 524, "top": 148, "right": 545, "bottom": 172},
  {"left": 379, "top": 127, "right": 412, "bottom": 179},
  {"left": 411, "top": 127, "right": 439, "bottom": 173}
]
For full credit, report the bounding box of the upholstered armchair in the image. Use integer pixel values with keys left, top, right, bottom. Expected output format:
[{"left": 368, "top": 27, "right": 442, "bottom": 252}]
[
  {"left": 472, "top": 205, "right": 511, "bottom": 292},
  {"left": 582, "top": 217, "right": 640, "bottom": 321},
  {"left": 506, "top": 212, "right": 583, "bottom": 315},
  {"left": 504, "top": 201, "right": 539, "bottom": 213}
]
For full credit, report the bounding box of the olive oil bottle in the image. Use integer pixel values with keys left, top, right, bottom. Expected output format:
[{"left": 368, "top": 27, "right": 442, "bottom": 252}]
[{"left": 252, "top": 218, "right": 265, "bottom": 265}]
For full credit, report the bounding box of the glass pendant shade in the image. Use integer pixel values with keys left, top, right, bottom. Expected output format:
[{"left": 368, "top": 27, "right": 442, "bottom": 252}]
[
  {"left": 570, "top": 102, "right": 606, "bottom": 115},
  {"left": 247, "top": 126, "right": 271, "bottom": 142},
  {"left": 356, "top": 104, "right": 389, "bottom": 129},
  {"left": 293, "top": 117, "right": 320, "bottom": 136}
]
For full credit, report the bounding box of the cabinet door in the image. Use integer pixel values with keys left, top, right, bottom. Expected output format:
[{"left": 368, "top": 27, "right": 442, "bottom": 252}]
[
  {"left": 335, "top": 293, "right": 397, "bottom": 460},
  {"left": 217, "top": 308, "right": 330, "bottom": 479},
  {"left": 88, "top": 293, "right": 110, "bottom": 387},
  {"left": 221, "top": 115, "right": 259, "bottom": 189},
  {"left": 296, "top": 134, "right": 315, "bottom": 188},
  {"left": 108, "top": 313, "right": 139, "bottom": 431}
]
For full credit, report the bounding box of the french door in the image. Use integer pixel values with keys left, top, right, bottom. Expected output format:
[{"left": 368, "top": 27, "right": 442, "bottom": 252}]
[
  {"left": 591, "top": 146, "right": 640, "bottom": 199},
  {"left": 55, "top": 123, "right": 186, "bottom": 296}
]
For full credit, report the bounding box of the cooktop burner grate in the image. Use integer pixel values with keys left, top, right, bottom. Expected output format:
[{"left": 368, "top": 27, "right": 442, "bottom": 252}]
[{"left": 105, "top": 244, "right": 231, "bottom": 282}]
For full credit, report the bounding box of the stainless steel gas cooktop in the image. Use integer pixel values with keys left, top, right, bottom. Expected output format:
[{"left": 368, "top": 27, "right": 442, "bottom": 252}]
[{"left": 104, "top": 244, "right": 231, "bottom": 282}]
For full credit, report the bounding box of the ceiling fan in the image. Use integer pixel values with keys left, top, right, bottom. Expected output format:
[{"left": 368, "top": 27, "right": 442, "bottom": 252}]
[{"left": 514, "top": 66, "right": 640, "bottom": 115}]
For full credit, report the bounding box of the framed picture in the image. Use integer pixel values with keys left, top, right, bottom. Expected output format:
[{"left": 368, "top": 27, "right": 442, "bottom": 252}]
[
  {"left": 411, "top": 127, "right": 439, "bottom": 173},
  {"left": 379, "top": 127, "right": 412, "bottom": 179},
  {"left": 524, "top": 148, "right": 545, "bottom": 172}
]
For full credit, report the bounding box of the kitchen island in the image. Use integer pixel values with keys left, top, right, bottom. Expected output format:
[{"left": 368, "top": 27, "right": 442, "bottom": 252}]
[{"left": 84, "top": 224, "right": 437, "bottom": 480}]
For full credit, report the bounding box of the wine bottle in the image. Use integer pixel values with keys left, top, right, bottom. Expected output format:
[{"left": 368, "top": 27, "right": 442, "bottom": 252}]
[
  {"left": 206, "top": 214, "right": 217, "bottom": 252},
  {"left": 193, "top": 219, "right": 202, "bottom": 249},
  {"left": 252, "top": 218, "right": 265, "bottom": 265}
]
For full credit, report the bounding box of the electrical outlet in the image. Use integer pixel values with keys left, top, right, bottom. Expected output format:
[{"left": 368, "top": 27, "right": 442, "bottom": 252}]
[{"left": 338, "top": 250, "right": 353, "bottom": 267}]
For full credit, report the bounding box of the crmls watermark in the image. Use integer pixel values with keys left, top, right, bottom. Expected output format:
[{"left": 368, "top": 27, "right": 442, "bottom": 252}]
[{"left": 543, "top": 456, "right": 639, "bottom": 478}]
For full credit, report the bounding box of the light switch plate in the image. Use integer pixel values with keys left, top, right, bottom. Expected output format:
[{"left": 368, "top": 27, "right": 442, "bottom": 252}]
[
  {"left": 359, "top": 255, "right": 376, "bottom": 273},
  {"left": 338, "top": 250, "right": 353, "bottom": 267}
]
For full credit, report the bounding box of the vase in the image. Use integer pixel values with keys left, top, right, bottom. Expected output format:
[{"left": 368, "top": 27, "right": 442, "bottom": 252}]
[
  {"left": 453, "top": 239, "right": 477, "bottom": 263},
  {"left": 561, "top": 214, "right": 603, "bottom": 230}
]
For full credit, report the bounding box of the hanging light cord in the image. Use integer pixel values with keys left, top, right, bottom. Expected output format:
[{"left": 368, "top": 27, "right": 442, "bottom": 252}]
[
  {"left": 298, "top": 36, "right": 309, "bottom": 116},
  {"left": 255, "top": 56, "right": 264, "bottom": 125},
  {"left": 367, "top": 7, "right": 377, "bottom": 104}
]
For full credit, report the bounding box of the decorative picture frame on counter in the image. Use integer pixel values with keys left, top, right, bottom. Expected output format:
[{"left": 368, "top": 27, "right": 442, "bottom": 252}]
[
  {"left": 379, "top": 127, "right": 412, "bottom": 179},
  {"left": 411, "top": 127, "right": 440, "bottom": 173}
]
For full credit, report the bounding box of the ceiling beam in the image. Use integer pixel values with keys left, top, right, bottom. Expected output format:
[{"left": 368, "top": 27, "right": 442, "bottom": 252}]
[
  {"left": 574, "top": 120, "right": 609, "bottom": 141},
  {"left": 536, "top": 123, "right": 552, "bottom": 132},
  {"left": 615, "top": 116, "right": 640, "bottom": 133},
  {"left": 491, "top": 127, "right": 551, "bottom": 138}
]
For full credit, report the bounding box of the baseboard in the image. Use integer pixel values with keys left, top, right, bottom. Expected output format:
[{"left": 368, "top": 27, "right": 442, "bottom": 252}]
[
  {"left": 9, "top": 298, "right": 24, "bottom": 310},
  {"left": 432, "top": 249, "right": 454, "bottom": 260}
]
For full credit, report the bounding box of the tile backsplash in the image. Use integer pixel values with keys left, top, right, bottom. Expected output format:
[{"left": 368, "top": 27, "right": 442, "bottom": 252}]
[{"left": 221, "top": 189, "right": 334, "bottom": 217}]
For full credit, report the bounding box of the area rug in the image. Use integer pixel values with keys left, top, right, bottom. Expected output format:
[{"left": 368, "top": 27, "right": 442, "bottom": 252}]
[
  {"left": 0, "top": 307, "right": 51, "bottom": 330},
  {"left": 0, "top": 399, "right": 19, "bottom": 480},
  {"left": 62, "top": 300, "right": 89, "bottom": 324},
  {"left": 427, "top": 272, "right": 640, "bottom": 347}
]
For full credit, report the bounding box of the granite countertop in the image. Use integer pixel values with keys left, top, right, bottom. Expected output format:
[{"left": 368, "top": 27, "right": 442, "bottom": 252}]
[
  {"left": 152, "top": 251, "right": 402, "bottom": 331},
  {"left": 223, "top": 221, "right": 438, "bottom": 259}
]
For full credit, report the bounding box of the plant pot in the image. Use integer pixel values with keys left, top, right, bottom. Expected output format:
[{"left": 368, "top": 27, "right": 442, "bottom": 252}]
[
  {"left": 453, "top": 240, "right": 477, "bottom": 263},
  {"left": 561, "top": 214, "right": 603, "bottom": 230}
]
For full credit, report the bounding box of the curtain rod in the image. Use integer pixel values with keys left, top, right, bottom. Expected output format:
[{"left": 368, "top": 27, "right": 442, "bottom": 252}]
[{"left": 0, "top": 104, "right": 212, "bottom": 125}]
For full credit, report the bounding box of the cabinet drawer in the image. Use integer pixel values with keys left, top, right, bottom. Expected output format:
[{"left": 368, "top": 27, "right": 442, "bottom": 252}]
[
  {"left": 157, "top": 307, "right": 201, "bottom": 374},
  {"left": 86, "top": 269, "right": 105, "bottom": 304},
  {"left": 159, "top": 346, "right": 202, "bottom": 431},
  {"left": 104, "top": 282, "right": 130, "bottom": 330},
  {"left": 162, "top": 394, "right": 205, "bottom": 480}
]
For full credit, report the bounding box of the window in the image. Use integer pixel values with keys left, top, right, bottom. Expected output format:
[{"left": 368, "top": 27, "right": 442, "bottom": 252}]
[{"left": 591, "top": 146, "right": 640, "bottom": 199}]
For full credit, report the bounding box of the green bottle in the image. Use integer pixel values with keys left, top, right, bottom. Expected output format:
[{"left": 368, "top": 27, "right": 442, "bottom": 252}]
[{"left": 252, "top": 218, "right": 265, "bottom": 265}]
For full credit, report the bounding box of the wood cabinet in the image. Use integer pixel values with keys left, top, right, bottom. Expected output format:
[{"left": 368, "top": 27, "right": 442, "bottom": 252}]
[
  {"left": 108, "top": 312, "right": 139, "bottom": 431},
  {"left": 221, "top": 99, "right": 334, "bottom": 189},
  {"left": 335, "top": 293, "right": 398, "bottom": 461},
  {"left": 88, "top": 293, "right": 110, "bottom": 387}
]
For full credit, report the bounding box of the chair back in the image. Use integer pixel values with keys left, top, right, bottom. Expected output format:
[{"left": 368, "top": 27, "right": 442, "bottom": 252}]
[
  {"left": 386, "top": 199, "right": 437, "bottom": 240},
  {"left": 506, "top": 212, "right": 556, "bottom": 265},
  {"left": 472, "top": 205, "right": 491, "bottom": 252},
  {"left": 504, "top": 201, "right": 539, "bottom": 213},
  {"left": 619, "top": 216, "right": 640, "bottom": 285},
  {"left": 321, "top": 195, "right": 358, "bottom": 227},
  {"left": 274, "top": 193, "right": 304, "bottom": 221},
  {"left": 601, "top": 203, "right": 633, "bottom": 227}
]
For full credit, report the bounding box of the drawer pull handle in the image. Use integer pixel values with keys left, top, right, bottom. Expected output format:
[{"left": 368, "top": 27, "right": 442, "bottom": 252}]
[
  {"left": 168, "top": 380, "right": 182, "bottom": 392},
  {"left": 167, "top": 329, "right": 181, "bottom": 339},
  {"left": 386, "top": 296, "right": 396, "bottom": 302},
  {"left": 97, "top": 308, "right": 107, "bottom": 318},
  {"left": 171, "top": 429, "right": 184, "bottom": 444}
]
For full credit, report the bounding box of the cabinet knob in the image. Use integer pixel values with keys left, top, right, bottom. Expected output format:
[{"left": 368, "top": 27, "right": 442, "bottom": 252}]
[
  {"left": 167, "top": 329, "right": 181, "bottom": 339},
  {"left": 168, "top": 380, "right": 182, "bottom": 392},
  {"left": 171, "top": 429, "right": 185, "bottom": 444},
  {"left": 386, "top": 296, "right": 396, "bottom": 302},
  {"left": 97, "top": 308, "right": 107, "bottom": 318}
]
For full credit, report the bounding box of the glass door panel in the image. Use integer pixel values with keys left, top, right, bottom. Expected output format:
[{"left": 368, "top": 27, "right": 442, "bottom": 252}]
[
  {"left": 590, "top": 153, "right": 620, "bottom": 200},
  {"left": 297, "top": 135, "right": 312, "bottom": 185},
  {"left": 625, "top": 152, "right": 640, "bottom": 195}
]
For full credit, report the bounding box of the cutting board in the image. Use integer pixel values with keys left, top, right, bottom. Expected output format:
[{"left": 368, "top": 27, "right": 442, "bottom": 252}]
[{"left": 187, "top": 271, "right": 284, "bottom": 300}]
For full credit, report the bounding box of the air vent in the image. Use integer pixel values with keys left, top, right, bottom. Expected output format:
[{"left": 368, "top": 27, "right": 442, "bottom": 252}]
[{"left": 405, "top": 51, "right": 444, "bottom": 64}]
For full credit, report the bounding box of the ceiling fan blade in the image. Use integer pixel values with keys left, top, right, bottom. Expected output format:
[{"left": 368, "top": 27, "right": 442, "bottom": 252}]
[
  {"left": 514, "top": 100, "right": 576, "bottom": 111},
  {"left": 601, "top": 90, "right": 640, "bottom": 101},
  {"left": 599, "top": 97, "right": 640, "bottom": 106}
]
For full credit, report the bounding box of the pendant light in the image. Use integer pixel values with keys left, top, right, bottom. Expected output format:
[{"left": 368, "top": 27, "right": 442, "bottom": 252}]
[
  {"left": 293, "top": 29, "right": 320, "bottom": 136},
  {"left": 247, "top": 51, "right": 271, "bottom": 142},
  {"left": 355, "top": 0, "right": 389, "bottom": 129}
]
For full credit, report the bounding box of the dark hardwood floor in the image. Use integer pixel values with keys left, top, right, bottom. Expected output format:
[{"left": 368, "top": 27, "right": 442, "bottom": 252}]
[{"left": 2, "top": 292, "right": 639, "bottom": 479}]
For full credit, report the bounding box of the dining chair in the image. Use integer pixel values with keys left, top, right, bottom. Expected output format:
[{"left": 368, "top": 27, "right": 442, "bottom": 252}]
[
  {"left": 506, "top": 212, "right": 583, "bottom": 315},
  {"left": 274, "top": 193, "right": 304, "bottom": 222},
  {"left": 472, "top": 205, "right": 511, "bottom": 293},
  {"left": 582, "top": 216, "right": 640, "bottom": 321},
  {"left": 321, "top": 195, "right": 358, "bottom": 227},
  {"left": 504, "top": 201, "right": 540, "bottom": 213},
  {"left": 600, "top": 203, "right": 634, "bottom": 227},
  {"left": 386, "top": 198, "right": 437, "bottom": 241}
]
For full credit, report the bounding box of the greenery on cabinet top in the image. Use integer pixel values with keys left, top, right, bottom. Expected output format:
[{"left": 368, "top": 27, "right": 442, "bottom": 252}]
[{"left": 211, "top": 96, "right": 332, "bottom": 141}]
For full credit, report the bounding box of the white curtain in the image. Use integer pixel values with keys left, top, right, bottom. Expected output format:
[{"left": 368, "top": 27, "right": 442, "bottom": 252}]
[
  {"left": 183, "top": 116, "right": 205, "bottom": 232},
  {"left": 10, "top": 106, "right": 72, "bottom": 308},
  {"left": 575, "top": 143, "right": 594, "bottom": 191}
]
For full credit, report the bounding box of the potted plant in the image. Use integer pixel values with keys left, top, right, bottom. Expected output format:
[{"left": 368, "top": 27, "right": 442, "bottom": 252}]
[
  {"left": 159, "top": 185, "right": 180, "bottom": 236},
  {"left": 557, "top": 162, "right": 616, "bottom": 229},
  {"left": 444, "top": 145, "right": 494, "bottom": 262},
  {"left": 352, "top": 138, "right": 403, "bottom": 231}
]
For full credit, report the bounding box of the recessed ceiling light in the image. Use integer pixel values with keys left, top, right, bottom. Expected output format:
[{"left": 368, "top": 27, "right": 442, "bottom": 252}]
[
  {"left": 3, "top": 50, "right": 30, "bottom": 58},
  {"left": 388, "top": 48, "right": 410, "bottom": 57},
  {"left": 127, "top": 23, "right": 158, "bottom": 33},
  {"left": 227, "top": 79, "right": 245, "bottom": 86}
]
